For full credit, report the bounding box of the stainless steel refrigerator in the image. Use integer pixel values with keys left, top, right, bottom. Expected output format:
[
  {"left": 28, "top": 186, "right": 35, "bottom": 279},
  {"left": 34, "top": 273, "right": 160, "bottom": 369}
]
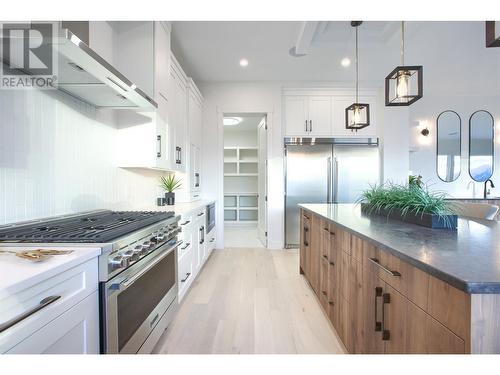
[{"left": 285, "top": 138, "right": 380, "bottom": 248}]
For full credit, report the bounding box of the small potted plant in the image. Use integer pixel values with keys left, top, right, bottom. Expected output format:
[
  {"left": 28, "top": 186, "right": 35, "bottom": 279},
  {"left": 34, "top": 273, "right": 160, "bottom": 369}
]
[{"left": 160, "top": 174, "right": 182, "bottom": 205}]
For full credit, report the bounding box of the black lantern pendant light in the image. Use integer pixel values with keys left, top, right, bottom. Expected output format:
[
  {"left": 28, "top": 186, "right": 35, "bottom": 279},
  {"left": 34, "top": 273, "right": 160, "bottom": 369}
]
[
  {"left": 345, "top": 21, "right": 370, "bottom": 131},
  {"left": 385, "top": 21, "right": 423, "bottom": 106}
]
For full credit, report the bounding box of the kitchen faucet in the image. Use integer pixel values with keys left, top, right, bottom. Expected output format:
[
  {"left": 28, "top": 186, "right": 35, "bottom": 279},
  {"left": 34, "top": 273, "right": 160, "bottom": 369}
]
[{"left": 484, "top": 179, "right": 495, "bottom": 199}]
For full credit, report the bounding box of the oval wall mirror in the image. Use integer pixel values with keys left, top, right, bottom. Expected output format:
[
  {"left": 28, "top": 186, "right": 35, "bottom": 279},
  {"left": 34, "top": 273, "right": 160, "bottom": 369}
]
[
  {"left": 436, "top": 110, "right": 461, "bottom": 182},
  {"left": 469, "top": 110, "right": 494, "bottom": 182}
]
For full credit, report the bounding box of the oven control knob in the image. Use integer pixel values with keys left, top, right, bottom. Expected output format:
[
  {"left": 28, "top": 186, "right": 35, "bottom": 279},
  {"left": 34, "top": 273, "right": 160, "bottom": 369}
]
[
  {"left": 133, "top": 245, "right": 146, "bottom": 256},
  {"left": 156, "top": 233, "right": 165, "bottom": 241},
  {"left": 121, "top": 249, "right": 138, "bottom": 262},
  {"left": 110, "top": 255, "right": 127, "bottom": 269},
  {"left": 142, "top": 241, "right": 152, "bottom": 249}
]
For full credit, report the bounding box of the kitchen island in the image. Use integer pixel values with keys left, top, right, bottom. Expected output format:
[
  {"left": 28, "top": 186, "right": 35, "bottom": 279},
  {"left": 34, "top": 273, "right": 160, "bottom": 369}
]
[{"left": 298, "top": 203, "right": 500, "bottom": 354}]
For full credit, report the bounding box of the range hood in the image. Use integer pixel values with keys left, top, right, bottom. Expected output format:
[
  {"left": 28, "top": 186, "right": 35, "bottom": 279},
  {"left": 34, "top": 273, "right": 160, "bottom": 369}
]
[
  {"left": 55, "top": 27, "right": 157, "bottom": 109},
  {"left": 3, "top": 23, "right": 157, "bottom": 109}
]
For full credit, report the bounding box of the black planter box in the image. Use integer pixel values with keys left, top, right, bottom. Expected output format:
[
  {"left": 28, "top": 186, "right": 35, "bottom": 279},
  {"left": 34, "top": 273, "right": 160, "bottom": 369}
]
[{"left": 360, "top": 203, "right": 458, "bottom": 229}]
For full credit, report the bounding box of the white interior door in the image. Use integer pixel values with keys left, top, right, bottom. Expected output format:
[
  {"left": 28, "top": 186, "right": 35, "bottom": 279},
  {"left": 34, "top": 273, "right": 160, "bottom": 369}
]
[{"left": 258, "top": 117, "right": 268, "bottom": 247}]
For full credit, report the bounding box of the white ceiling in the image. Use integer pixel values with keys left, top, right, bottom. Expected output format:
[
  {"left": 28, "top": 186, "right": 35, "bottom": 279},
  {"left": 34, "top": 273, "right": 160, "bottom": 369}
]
[
  {"left": 171, "top": 21, "right": 401, "bottom": 83},
  {"left": 171, "top": 21, "right": 500, "bottom": 96},
  {"left": 224, "top": 113, "right": 265, "bottom": 132}
]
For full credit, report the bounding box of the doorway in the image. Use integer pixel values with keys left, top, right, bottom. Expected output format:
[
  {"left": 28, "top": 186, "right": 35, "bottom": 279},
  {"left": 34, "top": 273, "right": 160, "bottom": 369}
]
[{"left": 223, "top": 113, "right": 267, "bottom": 248}]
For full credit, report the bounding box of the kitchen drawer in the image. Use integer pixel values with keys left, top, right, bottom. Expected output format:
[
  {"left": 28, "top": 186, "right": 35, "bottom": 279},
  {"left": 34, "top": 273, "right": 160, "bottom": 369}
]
[
  {"left": 6, "top": 291, "right": 99, "bottom": 354},
  {"left": 178, "top": 249, "right": 194, "bottom": 302},
  {"left": 194, "top": 207, "right": 206, "bottom": 223},
  {"left": 362, "top": 245, "right": 429, "bottom": 310},
  {"left": 0, "top": 258, "right": 98, "bottom": 353},
  {"left": 179, "top": 213, "right": 194, "bottom": 230},
  {"left": 205, "top": 228, "right": 217, "bottom": 256},
  {"left": 178, "top": 233, "right": 194, "bottom": 261}
]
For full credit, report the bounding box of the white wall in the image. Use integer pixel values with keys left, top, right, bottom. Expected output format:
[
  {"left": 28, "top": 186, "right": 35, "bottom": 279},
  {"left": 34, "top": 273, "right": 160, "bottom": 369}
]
[
  {"left": 409, "top": 95, "right": 500, "bottom": 197},
  {"left": 406, "top": 22, "right": 500, "bottom": 197},
  {"left": 0, "top": 89, "right": 164, "bottom": 225},
  {"left": 200, "top": 82, "right": 410, "bottom": 250}
]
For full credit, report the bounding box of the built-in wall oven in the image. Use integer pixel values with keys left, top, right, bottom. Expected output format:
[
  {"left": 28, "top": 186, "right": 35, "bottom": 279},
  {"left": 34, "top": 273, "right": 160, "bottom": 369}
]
[{"left": 206, "top": 202, "right": 216, "bottom": 233}]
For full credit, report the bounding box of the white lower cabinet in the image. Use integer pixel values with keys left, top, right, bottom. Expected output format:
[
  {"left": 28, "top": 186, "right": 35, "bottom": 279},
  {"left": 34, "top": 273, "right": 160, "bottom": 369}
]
[
  {"left": 0, "top": 258, "right": 99, "bottom": 354},
  {"left": 176, "top": 206, "right": 214, "bottom": 303},
  {"left": 6, "top": 291, "right": 99, "bottom": 354}
]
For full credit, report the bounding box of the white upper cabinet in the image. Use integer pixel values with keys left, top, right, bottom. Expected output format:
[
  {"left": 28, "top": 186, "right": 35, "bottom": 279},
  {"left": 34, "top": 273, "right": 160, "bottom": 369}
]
[
  {"left": 332, "top": 95, "right": 377, "bottom": 137},
  {"left": 308, "top": 96, "right": 332, "bottom": 136},
  {"left": 284, "top": 96, "right": 309, "bottom": 136},
  {"left": 154, "top": 22, "right": 170, "bottom": 101},
  {"left": 187, "top": 80, "right": 203, "bottom": 148},
  {"left": 284, "top": 96, "right": 332, "bottom": 136},
  {"left": 169, "top": 55, "right": 188, "bottom": 172},
  {"left": 283, "top": 89, "right": 378, "bottom": 138}
]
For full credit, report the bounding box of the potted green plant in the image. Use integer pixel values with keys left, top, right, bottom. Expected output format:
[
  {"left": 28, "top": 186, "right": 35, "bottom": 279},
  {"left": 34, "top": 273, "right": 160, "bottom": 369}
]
[
  {"left": 358, "top": 178, "right": 458, "bottom": 229},
  {"left": 160, "top": 174, "right": 182, "bottom": 205}
]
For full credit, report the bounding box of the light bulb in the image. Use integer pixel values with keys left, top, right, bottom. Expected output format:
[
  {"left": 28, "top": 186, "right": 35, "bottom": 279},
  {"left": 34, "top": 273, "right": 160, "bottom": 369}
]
[
  {"left": 395, "top": 71, "right": 410, "bottom": 99},
  {"left": 352, "top": 106, "right": 361, "bottom": 125}
]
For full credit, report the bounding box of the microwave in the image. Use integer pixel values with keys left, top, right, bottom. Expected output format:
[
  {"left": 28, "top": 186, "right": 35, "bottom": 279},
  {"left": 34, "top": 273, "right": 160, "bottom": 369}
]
[{"left": 206, "top": 203, "right": 215, "bottom": 233}]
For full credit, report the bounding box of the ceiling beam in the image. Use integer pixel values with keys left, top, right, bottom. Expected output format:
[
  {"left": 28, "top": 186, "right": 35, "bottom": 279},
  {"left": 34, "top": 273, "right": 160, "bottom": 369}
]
[{"left": 294, "top": 21, "right": 320, "bottom": 55}]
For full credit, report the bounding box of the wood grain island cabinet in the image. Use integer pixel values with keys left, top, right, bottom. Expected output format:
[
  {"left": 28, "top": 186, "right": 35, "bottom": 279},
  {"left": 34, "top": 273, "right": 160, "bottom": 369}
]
[{"left": 299, "top": 207, "right": 500, "bottom": 354}]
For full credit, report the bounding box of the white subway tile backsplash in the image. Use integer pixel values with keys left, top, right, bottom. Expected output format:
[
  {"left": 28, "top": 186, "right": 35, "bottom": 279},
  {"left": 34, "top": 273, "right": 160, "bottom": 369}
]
[{"left": 0, "top": 89, "right": 163, "bottom": 225}]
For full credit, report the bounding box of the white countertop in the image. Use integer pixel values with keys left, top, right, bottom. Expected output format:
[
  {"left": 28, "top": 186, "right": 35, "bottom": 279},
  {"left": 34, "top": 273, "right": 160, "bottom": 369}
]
[
  {"left": 0, "top": 246, "right": 101, "bottom": 297},
  {"left": 143, "top": 199, "right": 216, "bottom": 217}
]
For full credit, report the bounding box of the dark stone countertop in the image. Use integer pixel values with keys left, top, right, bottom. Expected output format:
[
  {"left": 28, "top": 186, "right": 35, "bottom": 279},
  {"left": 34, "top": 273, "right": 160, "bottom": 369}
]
[{"left": 299, "top": 203, "right": 500, "bottom": 294}]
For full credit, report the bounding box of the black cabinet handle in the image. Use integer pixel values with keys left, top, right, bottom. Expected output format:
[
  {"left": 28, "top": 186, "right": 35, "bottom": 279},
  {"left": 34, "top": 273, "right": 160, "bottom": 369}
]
[
  {"left": 329, "top": 231, "right": 336, "bottom": 236},
  {"left": 322, "top": 254, "right": 328, "bottom": 260},
  {"left": 305, "top": 120, "right": 308, "bottom": 132},
  {"left": 180, "top": 243, "right": 190, "bottom": 250},
  {"left": 156, "top": 135, "right": 162, "bottom": 158},
  {"left": 382, "top": 292, "right": 391, "bottom": 341},
  {"left": 321, "top": 291, "right": 327, "bottom": 296},
  {"left": 197, "top": 212, "right": 205, "bottom": 217},
  {"left": 181, "top": 220, "right": 191, "bottom": 226},
  {"left": 309, "top": 120, "right": 313, "bottom": 132},
  {"left": 328, "top": 301, "right": 334, "bottom": 306},
  {"left": 329, "top": 261, "right": 335, "bottom": 266},
  {"left": 181, "top": 272, "right": 191, "bottom": 283},
  {"left": 374, "top": 287, "right": 383, "bottom": 332},
  {"left": 369, "top": 258, "right": 401, "bottom": 277}
]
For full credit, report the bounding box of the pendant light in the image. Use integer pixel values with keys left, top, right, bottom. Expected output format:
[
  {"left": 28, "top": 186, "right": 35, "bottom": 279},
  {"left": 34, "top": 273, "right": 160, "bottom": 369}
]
[
  {"left": 385, "top": 21, "right": 423, "bottom": 106},
  {"left": 346, "top": 21, "right": 370, "bottom": 131}
]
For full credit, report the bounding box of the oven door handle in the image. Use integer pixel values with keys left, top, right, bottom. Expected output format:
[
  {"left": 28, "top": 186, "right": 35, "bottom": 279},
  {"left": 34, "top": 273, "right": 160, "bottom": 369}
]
[{"left": 116, "top": 240, "right": 182, "bottom": 291}]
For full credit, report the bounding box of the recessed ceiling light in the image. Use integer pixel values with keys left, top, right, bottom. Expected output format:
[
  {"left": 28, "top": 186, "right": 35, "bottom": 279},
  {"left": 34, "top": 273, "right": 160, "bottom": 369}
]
[
  {"left": 239, "top": 58, "right": 249, "bottom": 67},
  {"left": 224, "top": 117, "right": 242, "bottom": 126},
  {"left": 341, "top": 57, "right": 351, "bottom": 67}
]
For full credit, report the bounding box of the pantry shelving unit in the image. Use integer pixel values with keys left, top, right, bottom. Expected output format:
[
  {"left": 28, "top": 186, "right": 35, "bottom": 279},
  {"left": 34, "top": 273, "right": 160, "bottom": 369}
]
[{"left": 224, "top": 147, "right": 258, "bottom": 224}]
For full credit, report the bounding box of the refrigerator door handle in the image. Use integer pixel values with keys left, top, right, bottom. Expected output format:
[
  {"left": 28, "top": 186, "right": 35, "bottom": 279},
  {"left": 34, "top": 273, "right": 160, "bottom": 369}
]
[
  {"left": 333, "top": 157, "right": 339, "bottom": 203},
  {"left": 327, "top": 157, "right": 332, "bottom": 203}
]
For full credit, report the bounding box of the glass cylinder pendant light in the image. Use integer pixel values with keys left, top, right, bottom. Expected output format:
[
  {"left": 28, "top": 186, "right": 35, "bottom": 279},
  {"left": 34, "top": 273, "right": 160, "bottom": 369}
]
[
  {"left": 345, "top": 21, "right": 370, "bottom": 131},
  {"left": 385, "top": 21, "right": 423, "bottom": 106}
]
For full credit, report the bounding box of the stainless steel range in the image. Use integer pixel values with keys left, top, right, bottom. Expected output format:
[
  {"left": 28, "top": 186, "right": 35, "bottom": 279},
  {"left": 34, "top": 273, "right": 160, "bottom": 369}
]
[{"left": 0, "top": 210, "right": 181, "bottom": 354}]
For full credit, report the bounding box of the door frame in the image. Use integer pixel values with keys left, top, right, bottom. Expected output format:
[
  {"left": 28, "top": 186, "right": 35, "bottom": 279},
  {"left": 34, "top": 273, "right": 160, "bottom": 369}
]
[{"left": 217, "top": 108, "right": 272, "bottom": 249}]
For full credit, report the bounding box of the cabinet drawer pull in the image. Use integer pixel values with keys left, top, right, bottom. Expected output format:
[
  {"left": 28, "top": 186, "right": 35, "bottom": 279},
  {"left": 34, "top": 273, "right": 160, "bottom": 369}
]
[
  {"left": 369, "top": 258, "right": 401, "bottom": 277},
  {"left": 322, "top": 254, "right": 329, "bottom": 261},
  {"left": 329, "top": 261, "right": 335, "bottom": 266},
  {"left": 0, "top": 295, "right": 61, "bottom": 333},
  {"left": 181, "top": 220, "right": 191, "bottom": 226},
  {"left": 321, "top": 291, "right": 327, "bottom": 296},
  {"left": 303, "top": 227, "right": 309, "bottom": 232},
  {"left": 329, "top": 231, "right": 336, "bottom": 236},
  {"left": 303, "top": 241, "right": 309, "bottom": 246},
  {"left": 323, "top": 227, "right": 329, "bottom": 232},
  {"left": 197, "top": 212, "right": 205, "bottom": 217},
  {"left": 382, "top": 293, "right": 391, "bottom": 341},
  {"left": 374, "top": 287, "right": 383, "bottom": 332},
  {"left": 181, "top": 272, "right": 191, "bottom": 283},
  {"left": 180, "top": 242, "right": 191, "bottom": 250},
  {"left": 328, "top": 301, "right": 334, "bottom": 306}
]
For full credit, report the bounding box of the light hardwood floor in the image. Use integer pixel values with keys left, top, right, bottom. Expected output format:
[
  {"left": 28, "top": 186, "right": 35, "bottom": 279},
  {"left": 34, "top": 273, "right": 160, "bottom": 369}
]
[{"left": 154, "top": 248, "right": 346, "bottom": 354}]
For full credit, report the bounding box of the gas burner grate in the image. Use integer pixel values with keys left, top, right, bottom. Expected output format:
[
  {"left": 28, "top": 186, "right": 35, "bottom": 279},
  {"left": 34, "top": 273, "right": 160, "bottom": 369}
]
[{"left": 0, "top": 210, "right": 175, "bottom": 243}]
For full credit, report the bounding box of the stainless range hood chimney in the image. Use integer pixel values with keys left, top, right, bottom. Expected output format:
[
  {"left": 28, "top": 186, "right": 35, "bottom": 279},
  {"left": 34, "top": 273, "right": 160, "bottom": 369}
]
[{"left": 3, "top": 21, "right": 158, "bottom": 109}]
